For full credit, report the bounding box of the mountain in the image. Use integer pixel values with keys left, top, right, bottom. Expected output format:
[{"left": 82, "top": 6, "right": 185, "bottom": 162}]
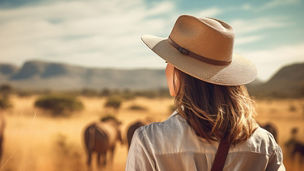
[
  {"left": 0, "top": 63, "right": 18, "bottom": 75},
  {"left": 0, "top": 60, "right": 167, "bottom": 90},
  {"left": 0, "top": 60, "right": 303, "bottom": 97},
  {"left": 256, "top": 63, "right": 304, "bottom": 97},
  {"left": 245, "top": 78, "right": 263, "bottom": 94}
]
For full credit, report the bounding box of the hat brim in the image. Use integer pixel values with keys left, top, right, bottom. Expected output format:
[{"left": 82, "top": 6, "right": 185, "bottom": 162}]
[{"left": 141, "top": 35, "right": 257, "bottom": 86}]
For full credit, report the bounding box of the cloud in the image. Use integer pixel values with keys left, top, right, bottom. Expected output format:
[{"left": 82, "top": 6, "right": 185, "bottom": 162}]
[
  {"left": 242, "top": 42, "right": 304, "bottom": 81},
  {"left": 239, "top": 0, "right": 300, "bottom": 12},
  {"left": 261, "top": 0, "right": 300, "bottom": 10},
  {"left": 228, "top": 16, "right": 291, "bottom": 46},
  {"left": 229, "top": 17, "right": 289, "bottom": 36},
  {"left": 0, "top": 0, "right": 176, "bottom": 68},
  {"left": 146, "top": 1, "right": 174, "bottom": 16},
  {"left": 240, "top": 4, "right": 253, "bottom": 11},
  {"left": 235, "top": 35, "right": 263, "bottom": 45},
  {"left": 197, "top": 7, "right": 222, "bottom": 17}
]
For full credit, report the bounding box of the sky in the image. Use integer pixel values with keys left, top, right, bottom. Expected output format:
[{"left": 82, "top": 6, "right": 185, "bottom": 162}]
[{"left": 0, "top": 0, "right": 303, "bottom": 81}]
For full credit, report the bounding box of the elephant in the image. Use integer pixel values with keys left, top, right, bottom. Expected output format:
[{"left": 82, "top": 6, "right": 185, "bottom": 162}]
[{"left": 84, "top": 116, "right": 122, "bottom": 169}]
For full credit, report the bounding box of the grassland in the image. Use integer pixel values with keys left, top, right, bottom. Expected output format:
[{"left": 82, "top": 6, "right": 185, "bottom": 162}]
[{"left": 0, "top": 96, "right": 303, "bottom": 171}]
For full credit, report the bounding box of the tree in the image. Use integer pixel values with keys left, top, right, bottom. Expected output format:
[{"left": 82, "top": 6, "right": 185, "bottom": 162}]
[
  {"left": 104, "top": 96, "right": 122, "bottom": 111},
  {"left": 34, "top": 95, "right": 84, "bottom": 116}
]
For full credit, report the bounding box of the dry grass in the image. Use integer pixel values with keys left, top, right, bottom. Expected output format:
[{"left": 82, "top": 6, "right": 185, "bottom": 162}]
[{"left": 0, "top": 96, "right": 303, "bottom": 171}]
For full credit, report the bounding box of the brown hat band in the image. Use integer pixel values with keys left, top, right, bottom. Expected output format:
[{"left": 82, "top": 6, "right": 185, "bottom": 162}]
[{"left": 168, "top": 37, "right": 232, "bottom": 66}]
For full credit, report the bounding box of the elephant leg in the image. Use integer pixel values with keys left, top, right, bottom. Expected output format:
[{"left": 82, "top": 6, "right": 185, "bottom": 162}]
[
  {"left": 0, "top": 136, "right": 3, "bottom": 162},
  {"left": 97, "top": 152, "right": 101, "bottom": 167},
  {"left": 102, "top": 152, "right": 107, "bottom": 167},
  {"left": 109, "top": 146, "right": 115, "bottom": 165},
  {"left": 86, "top": 150, "right": 92, "bottom": 168}
]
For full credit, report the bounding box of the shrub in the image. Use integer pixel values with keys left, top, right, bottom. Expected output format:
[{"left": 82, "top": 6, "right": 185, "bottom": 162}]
[
  {"left": 134, "top": 89, "right": 170, "bottom": 99},
  {"left": 80, "top": 88, "right": 99, "bottom": 97},
  {"left": 127, "top": 104, "right": 147, "bottom": 111},
  {"left": 34, "top": 95, "right": 84, "bottom": 116},
  {"left": 0, "top": 97, "right": 12, "bottom": 110},
  {"left": 0, "top": 84, "right": 13, "bottom": 96},
  {"left": 119, "top": 91, "right": 136, "bottom": 100},
  {"left": 16, "top": 90, "right": 32, "bottom": 97},
  {"left": 289, "top": 104, "right": 297, "bottom": 112},
  {"left": 100, "top": 88, "right": 111, "bottom": 97},
  {"left": 100, "top": 114, "right": 119, "bottom": 122},
  {"left": 104, "top": 96, "right": 122, "bottom": 110}
]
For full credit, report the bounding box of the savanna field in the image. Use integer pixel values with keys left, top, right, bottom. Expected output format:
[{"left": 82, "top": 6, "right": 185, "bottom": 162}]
[{"left": 1, "top": 95, "right": 304, "bottom": 171}]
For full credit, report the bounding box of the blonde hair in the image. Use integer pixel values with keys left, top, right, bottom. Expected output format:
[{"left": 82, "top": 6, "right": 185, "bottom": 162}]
[{"left": 174, "top": 68, "right": 258, "bottom": 145}]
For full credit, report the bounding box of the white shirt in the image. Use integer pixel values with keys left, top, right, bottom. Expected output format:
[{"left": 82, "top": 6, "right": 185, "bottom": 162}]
[{"left": 126, "top": 111, "right": 285, "bottom": 171}]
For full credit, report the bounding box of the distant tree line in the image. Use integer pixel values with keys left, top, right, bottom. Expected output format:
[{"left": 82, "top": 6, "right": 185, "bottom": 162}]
[
  {"left": 1, "top": 83, "right": 304, "bottom": 100},
  {"left": 0, "top": 84, "right": 171, "bottom": 99}
]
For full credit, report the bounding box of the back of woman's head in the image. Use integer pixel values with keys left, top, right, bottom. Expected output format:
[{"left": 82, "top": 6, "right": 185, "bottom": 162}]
[{"left": 174, "top": 68, "right": 258, "bottom": 145}]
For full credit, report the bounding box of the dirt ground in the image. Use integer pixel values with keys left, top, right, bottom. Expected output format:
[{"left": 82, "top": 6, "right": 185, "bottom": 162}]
[{"left": 0, "top": 96, "right": 303, "bottom": 171}]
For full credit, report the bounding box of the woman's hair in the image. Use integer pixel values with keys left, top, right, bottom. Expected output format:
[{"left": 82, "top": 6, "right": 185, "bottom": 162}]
[{"left": 173, "top": 68, "right": 258, "bottom": 145}]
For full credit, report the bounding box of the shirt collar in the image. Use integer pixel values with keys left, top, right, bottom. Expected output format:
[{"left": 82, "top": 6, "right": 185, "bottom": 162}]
[{"left": 168, "top": 110, "right": 179, "bottom": 118}]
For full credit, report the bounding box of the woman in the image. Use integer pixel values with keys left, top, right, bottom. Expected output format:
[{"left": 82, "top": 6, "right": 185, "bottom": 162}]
[{"left": 126, "top": 15, "right": 285, "bottom": 171}]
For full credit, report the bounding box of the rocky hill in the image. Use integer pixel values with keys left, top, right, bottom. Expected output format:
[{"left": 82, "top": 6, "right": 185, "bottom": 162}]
[
  {"left": 0, "top": 60, "right": 303, "bottom": 97},
  {"left": 254, "top": 63, "right": 304, "bottom": 97},
  {"left": 0, "top": 60, "right": 167, "bottom": 90}
]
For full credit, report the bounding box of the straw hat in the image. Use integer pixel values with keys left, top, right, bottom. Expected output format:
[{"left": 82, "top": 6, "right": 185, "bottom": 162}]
[{"left": 141, "top": 15, "right": 257, "bottom": 86}]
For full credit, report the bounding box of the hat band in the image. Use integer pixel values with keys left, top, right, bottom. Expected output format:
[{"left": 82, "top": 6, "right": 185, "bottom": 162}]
[{"left": 168, "top": 37, "right": 231, "bottom": 66}]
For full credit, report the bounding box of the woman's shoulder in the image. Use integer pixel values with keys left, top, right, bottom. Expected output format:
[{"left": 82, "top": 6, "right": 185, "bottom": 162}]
[
  {"left": 252, "top": 126, "right": 279, "bottom": 147},
  {"left": 252, "top": 126, "right": 277, "bottom": 141},
  {"left": 132, "top": 112, "right": 282, "bottom": 157},
  {"left": 133, "top": 111, "right": 197, "bottom": 153},
  {"left": 135, "top": 111, "right": 186, "bottom": 139},
  {"left": 232, "top": 126, "right": 281, "bottom": 156}
]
